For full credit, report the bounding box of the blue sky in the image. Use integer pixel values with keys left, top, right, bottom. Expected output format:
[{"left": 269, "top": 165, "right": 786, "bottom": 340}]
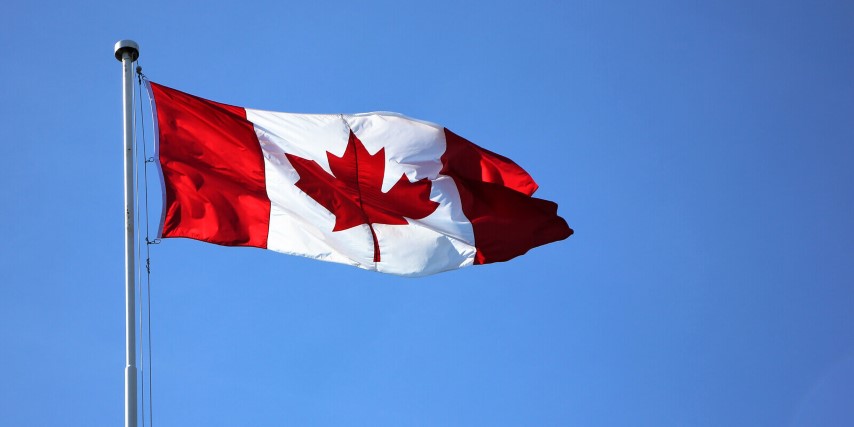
[{"left": 1, "top": 0, "right": 853, "bottom": 425}]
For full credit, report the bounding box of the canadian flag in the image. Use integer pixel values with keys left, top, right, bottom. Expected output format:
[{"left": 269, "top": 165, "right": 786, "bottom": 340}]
[{"left": 148, "top": 82, "right": 572, "bottom": 276}]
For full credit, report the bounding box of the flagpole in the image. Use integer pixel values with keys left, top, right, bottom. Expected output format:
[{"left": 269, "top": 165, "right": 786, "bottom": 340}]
[{"left": 115, "top": 39, "right": 140, "bottom": 427}]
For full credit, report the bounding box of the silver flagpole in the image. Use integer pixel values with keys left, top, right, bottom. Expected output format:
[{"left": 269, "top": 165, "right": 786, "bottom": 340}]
[{"left": 114, "top": 39, "right": 140, "bottom": 427}]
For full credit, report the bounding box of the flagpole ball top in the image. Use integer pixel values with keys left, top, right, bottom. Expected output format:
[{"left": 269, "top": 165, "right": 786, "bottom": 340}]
[{"left": 114, "top": 40, "right": 139, "bottom": 62}]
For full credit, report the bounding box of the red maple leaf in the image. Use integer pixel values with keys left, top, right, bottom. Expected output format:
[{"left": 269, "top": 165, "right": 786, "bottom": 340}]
[{"left": 285, "top": 131, "right": 440, "bottom": 262}]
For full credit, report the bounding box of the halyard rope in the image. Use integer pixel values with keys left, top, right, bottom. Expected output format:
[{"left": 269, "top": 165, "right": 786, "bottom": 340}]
[{"left": 135, "top": 65, "right": 156, "bottom": 427}]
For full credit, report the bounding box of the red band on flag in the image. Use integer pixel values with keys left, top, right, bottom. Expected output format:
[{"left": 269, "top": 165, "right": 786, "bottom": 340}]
[
  {"left": 441, "top": 129, "right": 573, "bottom": 264},
  {"left": 151, "top": 83, "right": 271, "bottom": 247}
]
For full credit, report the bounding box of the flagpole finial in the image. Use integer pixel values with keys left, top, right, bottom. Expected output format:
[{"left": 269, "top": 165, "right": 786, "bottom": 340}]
[{"left": 114, "top": 40, "right": 139, "bottom": 62}]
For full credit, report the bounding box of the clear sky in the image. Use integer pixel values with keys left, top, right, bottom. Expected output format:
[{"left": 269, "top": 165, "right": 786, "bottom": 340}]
[{"left": 1, "top": 0, "right": 853, "bottom": 426}]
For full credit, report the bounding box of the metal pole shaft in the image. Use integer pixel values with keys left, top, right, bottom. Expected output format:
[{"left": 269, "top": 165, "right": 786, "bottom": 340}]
[{"left": 115, "top": 39, "right": 139, "bottom": 427}]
